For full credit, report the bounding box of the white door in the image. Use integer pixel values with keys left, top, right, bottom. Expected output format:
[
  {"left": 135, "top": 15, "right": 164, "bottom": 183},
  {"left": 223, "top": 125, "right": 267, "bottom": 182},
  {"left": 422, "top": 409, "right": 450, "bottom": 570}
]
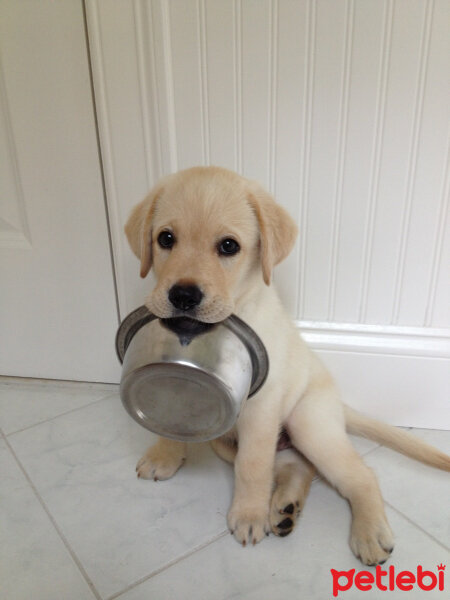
[
  {"left": 86, "top": 0, "right": 450, "bottom": 428},
  {"left": 0, "top": 1, "right": 120, "bottom": 382}
]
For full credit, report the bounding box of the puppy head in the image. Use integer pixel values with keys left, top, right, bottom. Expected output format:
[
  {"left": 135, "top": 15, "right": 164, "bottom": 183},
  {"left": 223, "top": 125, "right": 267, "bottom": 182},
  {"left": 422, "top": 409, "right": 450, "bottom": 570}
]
[{"left": 125, "top": 167, "right": 297, "bottom": 322}]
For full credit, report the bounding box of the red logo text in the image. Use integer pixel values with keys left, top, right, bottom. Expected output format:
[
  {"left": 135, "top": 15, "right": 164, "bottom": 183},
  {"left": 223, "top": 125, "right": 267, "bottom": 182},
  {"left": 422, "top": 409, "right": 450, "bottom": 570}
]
[{"left": 330, "top": 564, "right": 445, "bottom": 597}]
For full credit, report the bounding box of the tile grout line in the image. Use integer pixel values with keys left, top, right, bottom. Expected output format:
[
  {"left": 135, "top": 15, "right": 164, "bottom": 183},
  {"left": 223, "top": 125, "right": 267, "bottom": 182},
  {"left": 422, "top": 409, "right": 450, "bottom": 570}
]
[
  {"left": 106, "top": 529, "right": 230, "bottom": 600},
  {"left": 0, "top": 428, "right": 103, "bottom": 600},
  {"left": 0, "top": 375, "right": 119, "bottom": 392},
  {"left": 5, "top": 393, "right": 119, "bottom": 438},
  {"left": 384, "top": 500, "right": 450, "bottom": 553}
]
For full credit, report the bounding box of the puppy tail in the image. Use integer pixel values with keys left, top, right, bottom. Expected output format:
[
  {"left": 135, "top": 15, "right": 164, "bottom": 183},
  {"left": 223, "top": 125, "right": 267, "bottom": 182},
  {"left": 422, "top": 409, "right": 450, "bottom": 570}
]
[{"left": 344, "top": 405, "right": 450, "bottom": 472}]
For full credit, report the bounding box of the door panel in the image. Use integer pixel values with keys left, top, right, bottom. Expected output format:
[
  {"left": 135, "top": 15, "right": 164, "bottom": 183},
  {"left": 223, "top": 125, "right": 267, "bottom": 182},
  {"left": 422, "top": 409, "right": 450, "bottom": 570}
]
[{"left": 0, "top": 0, "right": 120, "bottom": 382}]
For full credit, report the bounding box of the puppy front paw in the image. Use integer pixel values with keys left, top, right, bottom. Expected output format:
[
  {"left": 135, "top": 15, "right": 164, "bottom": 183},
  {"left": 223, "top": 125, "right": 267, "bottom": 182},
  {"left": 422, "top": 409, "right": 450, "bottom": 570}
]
[
  {"left": 136, "top": 445, "right": 186, "bottom": 481},
  {"left": 227, "top": 503, "right": 271, "bottom": 546},
  {"left": 350, "top": 515, "right": 394, "bottom": 566}
]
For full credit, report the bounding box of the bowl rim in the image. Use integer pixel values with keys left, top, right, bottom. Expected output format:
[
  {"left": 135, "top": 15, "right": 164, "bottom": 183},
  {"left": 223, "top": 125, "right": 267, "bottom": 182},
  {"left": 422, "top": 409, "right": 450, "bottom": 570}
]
[{"left": 115, "top": 305, "right": 269, "bottom": 398}]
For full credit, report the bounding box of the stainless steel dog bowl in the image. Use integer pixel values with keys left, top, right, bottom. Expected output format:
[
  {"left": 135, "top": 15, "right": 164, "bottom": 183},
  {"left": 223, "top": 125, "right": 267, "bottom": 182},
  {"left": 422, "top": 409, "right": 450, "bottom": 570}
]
[{"left": 116, "top": 306, "right": 269, "bottom": 442}]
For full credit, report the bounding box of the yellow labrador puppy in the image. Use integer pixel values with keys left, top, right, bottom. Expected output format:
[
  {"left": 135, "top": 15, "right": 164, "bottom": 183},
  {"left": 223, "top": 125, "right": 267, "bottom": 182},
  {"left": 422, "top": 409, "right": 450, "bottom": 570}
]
[{"left": 125, "top": 166, "right": 450, "bottom": 566}]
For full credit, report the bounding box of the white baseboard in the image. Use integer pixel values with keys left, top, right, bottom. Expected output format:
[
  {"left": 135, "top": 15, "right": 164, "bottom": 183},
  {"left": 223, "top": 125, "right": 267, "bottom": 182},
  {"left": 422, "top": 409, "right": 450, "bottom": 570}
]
[
  {"left": 298, "top": 321, "right": 450, "bottom": 358},
  {"left": 298, "top": 321, "right": 450, "bottom": 430}
]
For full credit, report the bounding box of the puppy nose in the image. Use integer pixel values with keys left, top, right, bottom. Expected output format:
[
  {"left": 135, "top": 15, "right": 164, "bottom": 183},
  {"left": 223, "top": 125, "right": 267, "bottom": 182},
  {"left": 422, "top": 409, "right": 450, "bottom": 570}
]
[{"left": 168, "top": 284, "right": 203, "bottom": 312}]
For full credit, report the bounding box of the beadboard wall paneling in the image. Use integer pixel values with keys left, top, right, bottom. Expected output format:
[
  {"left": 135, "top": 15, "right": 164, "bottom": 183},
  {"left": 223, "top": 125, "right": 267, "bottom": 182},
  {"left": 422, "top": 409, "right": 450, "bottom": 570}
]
[{"left": 86, "top": 0, "right": 450, "bottom": 426}]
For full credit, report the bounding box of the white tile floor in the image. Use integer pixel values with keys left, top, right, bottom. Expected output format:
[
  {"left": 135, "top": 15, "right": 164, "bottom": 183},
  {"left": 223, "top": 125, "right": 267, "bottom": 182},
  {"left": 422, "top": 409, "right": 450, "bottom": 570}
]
[{"left": 1, "top": 377, "right": 449, "bottom": 600}]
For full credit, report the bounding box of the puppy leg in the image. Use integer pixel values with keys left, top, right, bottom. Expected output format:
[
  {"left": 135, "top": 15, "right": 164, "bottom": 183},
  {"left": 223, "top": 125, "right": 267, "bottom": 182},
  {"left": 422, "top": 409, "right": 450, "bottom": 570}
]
[
  {"left": 287, "top": 383, "right": 394, "bottom": 566},
  {"left": 210, "top": 429, "right": 238, "bottom": 464},
  {"left": 270, "top": 449, "right": 315, "bottom": 537},
  {"left": 212, "top": 431, "right": 315, "bottom": 539},
  {"left": 227, "top": 400, "right": 280, "bottom": 546},
  {"left": 136, "top": 437, "right": 187, "bottom": 481},
  {"left": 212, "top": 432, "right": 314, "bottom": 532}
]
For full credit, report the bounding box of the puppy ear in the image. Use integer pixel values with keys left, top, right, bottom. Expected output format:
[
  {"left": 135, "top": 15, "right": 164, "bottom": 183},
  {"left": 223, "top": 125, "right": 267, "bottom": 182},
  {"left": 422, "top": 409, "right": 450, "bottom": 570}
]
[
  {"left": 124, "top": 186, "right": 162, "bottom": 278},
  {"left": 248, "top": 187, "right": 298, "bottom": 285}
]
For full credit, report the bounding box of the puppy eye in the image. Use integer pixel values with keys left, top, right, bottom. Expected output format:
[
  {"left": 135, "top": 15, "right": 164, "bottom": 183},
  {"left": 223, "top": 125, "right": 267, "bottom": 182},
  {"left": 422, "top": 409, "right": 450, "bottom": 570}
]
[
  {"left": 157, "top": 230, "right": 176, "bottom": 249},
  {"left": 218, "top": 238, "right": 240, "bottom": 256}
]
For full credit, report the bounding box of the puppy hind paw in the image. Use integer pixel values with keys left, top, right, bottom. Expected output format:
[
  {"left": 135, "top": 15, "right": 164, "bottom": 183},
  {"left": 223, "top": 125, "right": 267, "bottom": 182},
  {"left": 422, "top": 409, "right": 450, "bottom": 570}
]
[{"left": 270, "top": 489, "right": 303, "bottom": 538}]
